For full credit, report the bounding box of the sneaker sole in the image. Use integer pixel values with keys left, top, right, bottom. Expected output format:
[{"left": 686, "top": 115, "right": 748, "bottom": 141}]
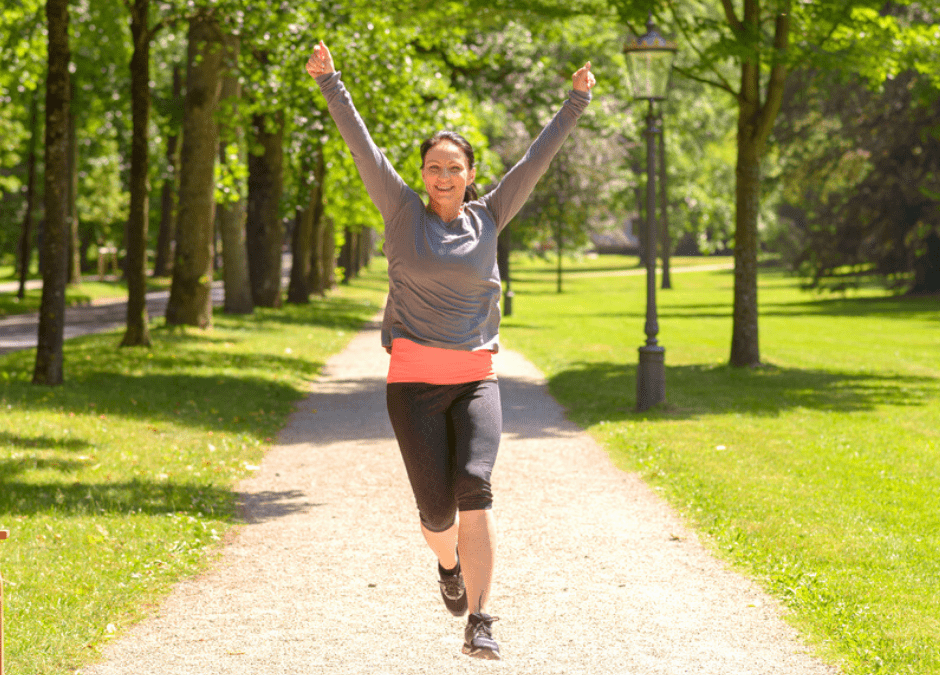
[{"left": 462, "top": 643, "right": 501, "bottom": 661}]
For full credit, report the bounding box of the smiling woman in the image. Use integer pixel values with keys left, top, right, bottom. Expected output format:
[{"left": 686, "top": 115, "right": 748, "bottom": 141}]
[
  {"left": 419, "top": 130, "right": 478, "bottom": 222},
  {"left": 306, "top": 38, "right": 594, "bottom": 661}
]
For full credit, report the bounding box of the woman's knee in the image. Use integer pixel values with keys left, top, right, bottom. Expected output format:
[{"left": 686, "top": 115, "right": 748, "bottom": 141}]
[
  {"left": 454, "top": 466, "right": 493, "bottom": 512},
  {"left": 419, "top": 504, "right": 457, "bottom": 533}
]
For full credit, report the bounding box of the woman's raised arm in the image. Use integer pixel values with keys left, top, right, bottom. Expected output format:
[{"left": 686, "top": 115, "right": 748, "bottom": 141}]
[
  {"left": 482, "top": 61, "right": 595, "bottom": 231},
  {"left": 306, "top": 41, "right": 409, "bottom": 223}
]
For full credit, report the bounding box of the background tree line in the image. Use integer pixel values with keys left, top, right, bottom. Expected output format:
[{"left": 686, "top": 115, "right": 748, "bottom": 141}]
[{"left": 1, "top": 0, "right": 937, "bottom": 385}]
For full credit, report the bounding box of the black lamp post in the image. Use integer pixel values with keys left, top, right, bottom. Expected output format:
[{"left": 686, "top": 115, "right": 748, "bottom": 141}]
[{"left": 624, "top": 16, "right": 677, "bottom": 412}]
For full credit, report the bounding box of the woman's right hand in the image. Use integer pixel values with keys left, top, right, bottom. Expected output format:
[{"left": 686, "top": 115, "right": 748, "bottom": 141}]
[{"left": 305, "top": 40, "right": 335, "bottom": 78}]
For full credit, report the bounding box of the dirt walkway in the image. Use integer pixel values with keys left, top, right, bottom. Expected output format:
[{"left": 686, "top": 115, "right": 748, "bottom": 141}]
[{"left": 80, "top": 321, "right": 837, "bottom": 675}]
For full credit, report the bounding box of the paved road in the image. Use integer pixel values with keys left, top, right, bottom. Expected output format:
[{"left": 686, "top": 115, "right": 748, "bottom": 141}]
[{"left": 0, "top": 286, "right": 224, "bottom": 355}]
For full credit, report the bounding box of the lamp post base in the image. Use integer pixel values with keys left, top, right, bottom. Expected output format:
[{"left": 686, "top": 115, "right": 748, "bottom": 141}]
[{"left": 636, "top": 345, "right": 665, "bottom": 411}]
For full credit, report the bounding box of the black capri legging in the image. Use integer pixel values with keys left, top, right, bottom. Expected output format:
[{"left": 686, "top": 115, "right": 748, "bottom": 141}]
[{"left": 386, "top": 380, "right": 502, "bottom": 533}]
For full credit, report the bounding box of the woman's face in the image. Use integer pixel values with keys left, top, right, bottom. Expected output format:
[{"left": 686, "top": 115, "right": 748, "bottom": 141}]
[{"left": 421, "top": 140, "right": 476, "bottom": 215}]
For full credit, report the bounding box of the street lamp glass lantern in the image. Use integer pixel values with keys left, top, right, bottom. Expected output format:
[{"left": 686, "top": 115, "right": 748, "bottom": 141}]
[{"left": 624, "top": 18, "right": 677, "bottom": 101}]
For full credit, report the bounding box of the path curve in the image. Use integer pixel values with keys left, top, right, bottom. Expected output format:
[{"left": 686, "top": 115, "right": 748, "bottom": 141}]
[{"left": 80, "top": 322, "right": 837, "bottom": 675}]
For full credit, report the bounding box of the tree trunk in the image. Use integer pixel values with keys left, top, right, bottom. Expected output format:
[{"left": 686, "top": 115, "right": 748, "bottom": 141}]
[
  {"left": 217, "top": 38, "right": 253, "bottom": 315},
  {"left": 358, "top": 226, "right": 372, "bottom": 269},
  {"left": 730, "top": 136, "right": 761, "bottom": 366},
  {"left": 122, "top": 0, "right": 153, "bottom": 346},
  {"left": 287, "top": 204, "right": 312, "bottom": 304},
  {"left": 339, "top": 227, "right": 359, "bottom": 284},
  {"left": 728, "top": 3, "right": 789, "bottom": 367},
  {"left": 246, "top": 110, "right": 285, "bottom": 307},
  {"left": 34, "top": 0, "right": 71, "bottom": 386},
  {"left": 305, "top": 153, "right": 327, "bottom": 296},
  {"left": 318, "top": 217, "right": 336, "bottom": 293},
  {"left": 154, "top": 65, "right": 182, "bottom": 278},
  {"left": 289, "top": 149, "right": 325, "bottom": 304},
  {"left": 910, "top": 231, "right": 940, "bottom": 295},
  {"left": 17, "top": 90, "right": 40, "bottom": 301},
  {"left": 67, "top": 94, "right": 81, "bottom": 284},
  {"left": 166, "top": 13, "right": 223, "bottom": 328}
]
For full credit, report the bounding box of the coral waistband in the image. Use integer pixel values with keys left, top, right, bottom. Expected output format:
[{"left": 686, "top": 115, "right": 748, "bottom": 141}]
[{"left": 387, "top": 338, "right": 496, "bottom": 384}]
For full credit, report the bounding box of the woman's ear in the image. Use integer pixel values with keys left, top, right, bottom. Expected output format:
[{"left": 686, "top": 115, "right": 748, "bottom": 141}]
[{"left": 469, "top": 166, "right": 477, "bottom": 185}]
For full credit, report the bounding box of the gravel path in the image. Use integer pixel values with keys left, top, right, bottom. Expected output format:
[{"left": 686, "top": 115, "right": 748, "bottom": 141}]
[{"left": 81, "top": 322, "right": 838, "bottom": 675}]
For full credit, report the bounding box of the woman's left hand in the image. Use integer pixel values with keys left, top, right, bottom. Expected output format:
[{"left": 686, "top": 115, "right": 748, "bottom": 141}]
[{"left": 572, "top": 62, "right": 596, "bottom": 93}]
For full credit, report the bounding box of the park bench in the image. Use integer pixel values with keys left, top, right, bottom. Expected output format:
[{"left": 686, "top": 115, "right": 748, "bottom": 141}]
[{"left": 0, "top": 529, "right": 7, "bottom": 675}]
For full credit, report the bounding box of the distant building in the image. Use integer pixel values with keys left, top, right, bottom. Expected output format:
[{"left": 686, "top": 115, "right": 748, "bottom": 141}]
[{"left": 591, "top": 215, "right": 641, "bottom": 255}]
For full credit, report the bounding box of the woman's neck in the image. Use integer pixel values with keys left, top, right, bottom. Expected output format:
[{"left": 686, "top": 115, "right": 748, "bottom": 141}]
[{"left": 429, "top": 200, "right": 464, "bottom": 223}]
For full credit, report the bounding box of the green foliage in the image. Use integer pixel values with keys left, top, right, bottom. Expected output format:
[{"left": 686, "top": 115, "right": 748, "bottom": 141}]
[
  {"left": 75, "top": 137, "right": 130, "bottom": 248},
  {"left": 214, "top": 143, "right": 248, "bottom": 204}
]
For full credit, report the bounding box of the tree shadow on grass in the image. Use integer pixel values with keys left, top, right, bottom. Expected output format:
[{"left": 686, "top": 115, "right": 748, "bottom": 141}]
[
  {"left": 0, "top": 477, "right": 317, "bottom": 523},
  {"left": 217, "top": 297, "right": 382, "bottom": 333},
  {"left": 548, "top": 361, "right": 938, "bottom": 426},
  {"left": 0, "top": 478, "right": 235, "bottom": 517},
  {"left": 759, "top": 294, "right": 939, "bottom": 320}
]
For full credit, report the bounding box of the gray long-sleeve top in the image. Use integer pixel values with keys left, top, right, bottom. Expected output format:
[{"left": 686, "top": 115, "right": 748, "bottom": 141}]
[{"left": 316, "top": 72, "right": 591, "bottom": 352}]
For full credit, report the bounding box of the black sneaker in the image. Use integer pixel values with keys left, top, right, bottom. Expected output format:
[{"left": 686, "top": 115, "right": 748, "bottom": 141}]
[
  {"left": 438, "top": 561, "right": 467, "bottom": 617},
  {"left": 462, "top": 612, "right": 500, "bottom": 660}
]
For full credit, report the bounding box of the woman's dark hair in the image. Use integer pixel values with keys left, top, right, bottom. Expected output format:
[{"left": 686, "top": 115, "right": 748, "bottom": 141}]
[{"left": 420, "top": 130, "right": 479, "bottom": 202}]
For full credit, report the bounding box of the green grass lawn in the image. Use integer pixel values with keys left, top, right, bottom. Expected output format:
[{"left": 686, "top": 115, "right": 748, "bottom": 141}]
[
  {"left": 502, "top": 254, "right": 940, "bottom": 675},
  {"left": 0, "top": 268, "right": 387, "bottom": 674}
]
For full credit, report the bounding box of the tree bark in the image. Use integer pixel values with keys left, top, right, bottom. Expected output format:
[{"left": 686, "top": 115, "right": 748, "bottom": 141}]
[
  {"left": 154, "top": 65, "right": 182, "bottom": 278},
  {"left": 122, "top": 0, "right": 153, "bottom": 346},
  {"left": 290, "top": 148, "right": 325, "bottom": 303},
  {"left": 166, "top": 13, "right": 223, "bottom": 328},
  {"left": 17, "top": 90, "right": 40, "bottom": 301},
  {"left": 318, "top": 217, "right": 336, "bottom": 293},
  {"left": 34, "top": 0, "right": 71, "bottom": 385},
  {"left": 67, "top": 94, "right": 81, "bottom": 283},
  {"left": 217, "top": 36, "right": 253, "bottom": 315},
  {"left": 728, "top": 2, "right": 789, "bottom": 367},
  {"left": 246, "top": 110, "right": 285, "bottom": 307}
]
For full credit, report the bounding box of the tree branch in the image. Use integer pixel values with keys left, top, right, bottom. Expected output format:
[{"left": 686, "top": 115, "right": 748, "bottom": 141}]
[
  {"left": 756, "top": 9, "right": 790, "bottom": 143},
  {"left": 720, "top": 0, "right": 745, "bottom": 34},
  {"left": 673, "top": 65, "right": 738, "bottom": 96},
  {"left": 667, "top": 0, "right": 737, "bottom": 95}
]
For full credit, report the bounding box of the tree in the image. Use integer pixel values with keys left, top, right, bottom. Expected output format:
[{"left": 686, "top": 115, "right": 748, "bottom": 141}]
[
  {"left": 153, "top": 64, "right": 183, "bottom": 278},
  {"left": 245, "top": 108, "right": 285, "bottom": 308},
  {"left": 217, "top": 34, "right": 254, "bottom": 314},
  {"left": 34, "top": 0, "right": 71, "bottom": 385},
  {"left": 771, "top": 4, "right": 940, "bottom": 296},
  {"left": 121, "top": 0, "right": 160, "bottom": 347},
  {"left": 166, "top": 12, "right": 224, "bottom": 328},
  {"left": 662, "top": 0, "right": 912, "bottom": 366},
  {"left": 775, "top": 69, "right": 940, "bottom": 294},
  {"left": 17, "top": 92, "right": 41, "bottom": 300},
  {"left": 287, "top": 148, "right": 325, "bottom": 303}
]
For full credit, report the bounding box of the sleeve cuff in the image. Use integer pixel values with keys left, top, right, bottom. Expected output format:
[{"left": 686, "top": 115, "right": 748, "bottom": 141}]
[
  {"left": 316, "top": 71, "right": 341, "bottom": 88},
  {"left": 569, "top": 89, "right": 592, "bottom": 105}
]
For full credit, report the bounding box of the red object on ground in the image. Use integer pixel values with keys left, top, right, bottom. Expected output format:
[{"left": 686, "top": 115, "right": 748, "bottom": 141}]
[{"left": 1, "top": 529, "right": 8, "bottom": 675}]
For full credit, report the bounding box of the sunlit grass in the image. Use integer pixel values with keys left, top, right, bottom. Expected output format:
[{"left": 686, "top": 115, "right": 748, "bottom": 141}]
[
  {"left": 501, "top": 254, "right": 940, "bottom": 675},
  {"left": 0, "top": 266, "right": 387, "bottom": 674}
]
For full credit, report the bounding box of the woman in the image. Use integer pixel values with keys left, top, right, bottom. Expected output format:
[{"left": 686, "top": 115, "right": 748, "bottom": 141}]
[{"left": 306, "top": 40, "right": 594, "bottom": 661}]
